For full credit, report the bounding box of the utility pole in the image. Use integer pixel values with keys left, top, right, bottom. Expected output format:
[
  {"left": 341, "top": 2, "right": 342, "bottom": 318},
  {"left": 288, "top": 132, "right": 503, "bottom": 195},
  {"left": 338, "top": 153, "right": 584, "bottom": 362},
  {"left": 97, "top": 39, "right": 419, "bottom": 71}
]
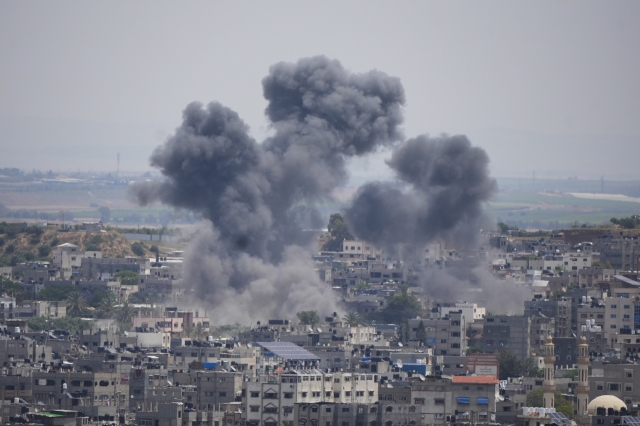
[{"left": 532, "top": 171, "right": 536, "bottom": 191}]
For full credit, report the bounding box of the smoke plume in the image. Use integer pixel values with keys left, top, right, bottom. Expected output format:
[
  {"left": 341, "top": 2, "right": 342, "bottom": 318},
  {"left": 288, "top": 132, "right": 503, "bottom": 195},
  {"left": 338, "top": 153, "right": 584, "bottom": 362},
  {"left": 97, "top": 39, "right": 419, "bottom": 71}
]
[
  {"left": 345, "top": 134, "right": 497, "bottom": 248},
  {"left": 129, "top": 56, "right": 405, "bottom": 322}
]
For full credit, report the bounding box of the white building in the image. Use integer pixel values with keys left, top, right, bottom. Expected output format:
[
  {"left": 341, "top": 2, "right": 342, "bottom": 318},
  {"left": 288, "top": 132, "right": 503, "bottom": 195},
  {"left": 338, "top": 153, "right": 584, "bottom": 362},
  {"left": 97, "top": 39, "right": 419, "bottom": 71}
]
[
  {"left": 245, "top": 370, "right": 378, "bottom": 426},
  {"left": 440, "top": 302, "right": 486, "bottom": 324}
]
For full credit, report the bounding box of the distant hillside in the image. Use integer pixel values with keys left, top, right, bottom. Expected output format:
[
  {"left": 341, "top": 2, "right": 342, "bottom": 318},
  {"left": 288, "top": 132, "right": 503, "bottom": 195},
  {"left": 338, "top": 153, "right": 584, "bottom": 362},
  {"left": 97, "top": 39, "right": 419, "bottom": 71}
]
[{"left": 0, "top": 223, "right": 158, "bottom": 266}]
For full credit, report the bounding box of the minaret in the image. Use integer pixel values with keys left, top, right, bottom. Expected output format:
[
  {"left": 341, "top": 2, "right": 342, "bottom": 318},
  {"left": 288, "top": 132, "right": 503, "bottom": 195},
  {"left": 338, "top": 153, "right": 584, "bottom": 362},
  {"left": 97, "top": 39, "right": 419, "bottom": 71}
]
[
  {"left": 543, "top": 335, "right": 556, "bottom": 408},
  {"left": 575, "top": 336, "right": 590, "bottom": 424}
]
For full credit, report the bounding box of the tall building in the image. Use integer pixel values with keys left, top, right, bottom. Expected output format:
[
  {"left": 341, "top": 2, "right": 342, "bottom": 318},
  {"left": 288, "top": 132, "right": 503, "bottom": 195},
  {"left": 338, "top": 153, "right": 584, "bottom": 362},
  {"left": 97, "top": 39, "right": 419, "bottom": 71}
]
[
  {"left": 482, "top": 315, "right": 531, "bottom": 361},
  {"left": 542, "top": 335, "right": 556, "bottom": 408}
]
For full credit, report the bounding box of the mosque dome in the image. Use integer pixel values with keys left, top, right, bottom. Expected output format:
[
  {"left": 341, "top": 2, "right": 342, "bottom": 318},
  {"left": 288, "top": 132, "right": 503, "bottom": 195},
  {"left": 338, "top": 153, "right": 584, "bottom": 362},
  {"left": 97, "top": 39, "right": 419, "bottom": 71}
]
[{"left": 587, "top": 395, "right": 627, "bottom": 415}]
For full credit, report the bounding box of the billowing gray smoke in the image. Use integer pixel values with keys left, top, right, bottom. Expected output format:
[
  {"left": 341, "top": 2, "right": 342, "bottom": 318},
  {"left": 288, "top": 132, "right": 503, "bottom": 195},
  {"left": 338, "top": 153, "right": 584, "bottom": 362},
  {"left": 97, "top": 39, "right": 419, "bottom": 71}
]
[
  {"left": 345, "top": 134, "right": 497, "bottom": 247},
  {"left": 130, "top": 56, "right": 405, "bottom": 322},
  {"left": 344, "top": 135, "right": 512, "bottom": 308}
]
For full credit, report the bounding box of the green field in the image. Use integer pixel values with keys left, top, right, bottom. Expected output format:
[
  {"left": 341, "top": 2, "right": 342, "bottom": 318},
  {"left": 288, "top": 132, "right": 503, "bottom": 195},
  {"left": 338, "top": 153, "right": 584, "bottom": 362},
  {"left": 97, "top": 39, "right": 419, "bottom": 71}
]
[{"left": 487, "top": 190, "right": 640, "bottom": 229}]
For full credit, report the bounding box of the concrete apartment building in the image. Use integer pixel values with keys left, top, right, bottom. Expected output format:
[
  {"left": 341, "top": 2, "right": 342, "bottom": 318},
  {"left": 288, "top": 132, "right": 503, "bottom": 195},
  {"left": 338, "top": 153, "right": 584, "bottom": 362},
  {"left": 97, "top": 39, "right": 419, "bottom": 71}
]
[
  {"left": 179, "top": 370, "right": 243, "bottom": 411},
  {"left": 129, "top": 367, "right": 172, "bottom": 411},
  {"left": 32, "top": 370, "right": 128, "bottom": 421},
  {"left": 0, "top": 299, "right": 67, "bottom": 321},
  {"left": 293, "top": 400, "right": 422, "bottom": 426},
  {"left": 408, "top": 311, "right": 466, "bottom": 356},
  {"left": 439, "top": 302, "right": 486, "bottom": 324},
  {"left": 134, "top": 401, "right": 222, "bottom": 426},
  {"left": 0, "top": 366, "right": 32, "bottom": 402},
  {"left": 604, "top": 296, "right": 640, "bottom": 346},
  {"left": 244, "top": 371, "right": 378, "bottom": 426},
  {"left": 589, "top": 362, "right": 640, "bottom": 407},
  {"left": 529, "top": 316, "right": 555, "bottom": 354},
  {"left": 524, "top": 298, "right": 572, "bottom": 337},
  {"left": 80, "top": 256, "right": 146, "bottom": 281},
  {"left": 137, "top": 276, "right": 183, "bottom": 301},
  {"left": 482, "top": 315, "right": 531, "bottom": 361},
  {"left": 133, "top": 309, "right": 210, "bottom": 339},
  {"left": 594, "top": 235, "right": 640, "bottom": 270},
  {"left": 450, "top": 376, "right": 500, "bottom": 424},
  {"left": 577, "top": 268, "right": 617, "bottom": 288}
]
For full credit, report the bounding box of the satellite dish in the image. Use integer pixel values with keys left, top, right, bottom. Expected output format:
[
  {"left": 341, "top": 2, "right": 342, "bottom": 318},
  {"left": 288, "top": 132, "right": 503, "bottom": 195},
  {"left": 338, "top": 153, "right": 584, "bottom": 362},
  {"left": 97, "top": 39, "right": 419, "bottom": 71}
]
[
  {"left": 398, "top": 342, "right": 403, "bottom": 347},
  {"left": 396, "top": 359, "right": 403, "bottom": 368},
  {"left": 418, "top": 374, "right": 425, "bottom": 381},
  {"left": 317, "top": 328, "right": 322, "bottom": 333},
  {"left": 247, "top": 343, "right": 252, "bottom": 348}
]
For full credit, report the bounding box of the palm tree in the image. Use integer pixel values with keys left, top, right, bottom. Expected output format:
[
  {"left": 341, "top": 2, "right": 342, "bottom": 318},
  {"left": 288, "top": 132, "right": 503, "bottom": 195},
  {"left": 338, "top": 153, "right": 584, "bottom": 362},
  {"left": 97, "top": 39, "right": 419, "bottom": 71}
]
[
  {"left": 115, "top": 301, "right": 134, "bottom": 325},
  {"left": 184, "top": 326, "right": 195, "bottom": 339},
  {"left": 194, "top": 323, "right": 204, "bottom": 341},
  {"left": 66, "top": 288, "right": 88, "bottom": 317},
  {"left": 97, "top": 292, "right": 117, "bottom": 319},
  {"left": 342, "top": 311, "right": 364, "bottom": 327}
]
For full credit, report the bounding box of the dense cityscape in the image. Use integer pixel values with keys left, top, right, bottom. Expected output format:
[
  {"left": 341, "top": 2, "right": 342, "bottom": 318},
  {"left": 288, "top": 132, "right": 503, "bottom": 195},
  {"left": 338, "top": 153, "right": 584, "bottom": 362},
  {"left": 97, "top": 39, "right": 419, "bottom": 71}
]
[
  {"left": 1, "top": 212, "right": 640, "bottom": 426},
  {"left": 2, "top": 3, "right": 640, "bottom": 426}
]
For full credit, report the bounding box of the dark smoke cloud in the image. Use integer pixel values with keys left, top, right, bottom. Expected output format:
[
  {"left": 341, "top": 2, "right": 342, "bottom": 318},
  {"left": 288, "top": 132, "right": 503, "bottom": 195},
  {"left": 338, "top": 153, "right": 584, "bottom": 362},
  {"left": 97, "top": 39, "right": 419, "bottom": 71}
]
[
  {"left": 345, "top": 134, "right": 497, "bottom": 248},
  {"left": 421, "top": 262, "right": 528, "bottom": 315},
  {"left": 344, "top": 134, "right": 511, "bottom": 309},
  {"left": 129, "top": 56, "right": 405, "bottom": 321}
]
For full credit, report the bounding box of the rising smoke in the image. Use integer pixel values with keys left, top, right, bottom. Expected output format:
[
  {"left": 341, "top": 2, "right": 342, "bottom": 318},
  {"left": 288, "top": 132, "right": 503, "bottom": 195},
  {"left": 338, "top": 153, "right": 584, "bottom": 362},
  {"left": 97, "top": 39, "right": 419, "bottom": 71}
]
[
  {"left": 131, "top": 56, "right": 519, "bottom": 322},
  {"left": 344, "top": 134, "right": 497, "bottom": 248},
  {"left": 343, "top": 134, "right": 515, "bottom": 309},
  {"left": 129, "top": 56, "right": 405, "bottom": 322}
]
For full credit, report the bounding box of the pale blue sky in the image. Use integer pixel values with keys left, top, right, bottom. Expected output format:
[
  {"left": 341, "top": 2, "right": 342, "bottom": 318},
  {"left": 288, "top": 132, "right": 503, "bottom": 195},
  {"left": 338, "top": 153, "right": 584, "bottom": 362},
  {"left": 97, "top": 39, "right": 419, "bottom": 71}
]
[{"left": 1, "top": 1, "right": 639, "bottom": 179}]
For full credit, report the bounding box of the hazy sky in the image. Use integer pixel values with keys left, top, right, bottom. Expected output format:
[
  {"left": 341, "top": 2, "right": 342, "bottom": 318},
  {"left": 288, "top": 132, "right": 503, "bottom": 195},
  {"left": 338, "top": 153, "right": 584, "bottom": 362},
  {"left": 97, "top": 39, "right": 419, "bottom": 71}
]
[{"left": 1, "top": 1, "right": 639, "bottom": 179}]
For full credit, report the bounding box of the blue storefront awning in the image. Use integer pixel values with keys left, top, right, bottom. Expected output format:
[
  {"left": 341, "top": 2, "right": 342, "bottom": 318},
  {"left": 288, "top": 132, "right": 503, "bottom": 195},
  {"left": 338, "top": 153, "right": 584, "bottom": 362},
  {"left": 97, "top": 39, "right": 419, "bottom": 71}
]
[
  {"left": 477, "top": 398, "right": 489, "bottom": 405},
  {"left": 457, "top": 397, "right": 470, "bottom": 404}
]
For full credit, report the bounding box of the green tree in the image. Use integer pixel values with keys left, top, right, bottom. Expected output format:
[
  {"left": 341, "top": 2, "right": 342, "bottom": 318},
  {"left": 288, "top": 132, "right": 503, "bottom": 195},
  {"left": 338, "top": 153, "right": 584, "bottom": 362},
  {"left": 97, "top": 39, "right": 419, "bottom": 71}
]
[
  {"left": 184, "top": 326, "right": 195, "bottom": 339},
  {"left": 415, "top": 320, "right": 426, "bottom": 344},
  {"left": 38, "top": 245, "right": 51, "bottom": 258},
  {"left": 591, "top": 260, "right": 612, "bottom": 269},
  {"left": 96, "top": 292, "right": 117, "bottom": 319},
  {"left": 526, "top": 389, "right": 573, "bottom": 419},
  {"left": 115, "top": 270, "right": 139, "bottom": 285},
  {"left": 381, "top": 286, "right": 421, "bottom": 324},
  {"left": 127, "top": 292, "right": 146, "bottom": 304},
  {"left": 297, "top": 310, "right": 320, "bottom": 328},
  {"left": 403, "top": 318, "right": 410, "bottom": 342},
  {"left": 355, "top": 281, "right": 369, "bottom": 291},
  {"left": 150, "top": 245, "right": 160, "bottom": 255},
  {"left": 37, "top": 283, "right": 77, "bottom": 301},
  {"left": 322, "top": 213, "right": 354, "bottom": 252},
  {"left": 342, "top": 312, "right": 364, "bottom": 327},
  {"left": 115, "top": 301, "right": 134, "bottom": 325},
  {"left": 467, "top": 340, "right": 483, "bottom": 354},
  {"left": 27, "top": 316, "right": 91, "bottom": 334},
  {"left": 194, "top": 323, "right": 205, "bottom": 340},
  {"left": 131, "top": 242, "right": 145, "bottom": 257},
  {"left": 66, "top": 288, "right": 88, "bottom": 317},
  {"left": 497, "top": 349, "right": 543, "bottom": 380}
]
